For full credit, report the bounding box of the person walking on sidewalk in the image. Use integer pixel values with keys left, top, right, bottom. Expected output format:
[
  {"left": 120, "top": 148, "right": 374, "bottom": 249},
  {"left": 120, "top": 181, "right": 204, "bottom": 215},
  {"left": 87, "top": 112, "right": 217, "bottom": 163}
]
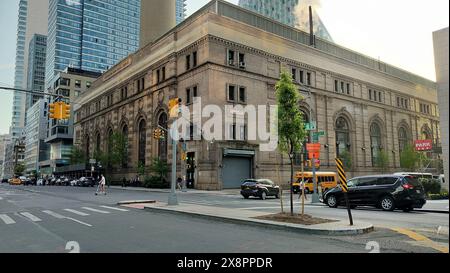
[
  {"left": 95, "top": 174, "right": 107, "bottom": 195},
  {"left": 298, "top": 179, "right": 308, "bottom": 200}
]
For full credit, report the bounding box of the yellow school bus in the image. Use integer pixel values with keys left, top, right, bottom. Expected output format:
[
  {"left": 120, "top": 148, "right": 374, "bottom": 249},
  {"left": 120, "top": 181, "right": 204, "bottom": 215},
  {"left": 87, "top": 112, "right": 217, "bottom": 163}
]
[{"left": 292, "top": 172, "right": 338, "bottom": 194}]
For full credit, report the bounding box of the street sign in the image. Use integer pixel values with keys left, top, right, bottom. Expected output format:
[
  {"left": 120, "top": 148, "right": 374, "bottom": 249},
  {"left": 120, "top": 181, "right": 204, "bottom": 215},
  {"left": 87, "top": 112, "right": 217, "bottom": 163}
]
[
  {"left": 313, "top": 131, "right": 325, "bottom": 137},
  {"left": 313, "top": 135, "right": 319, "bottom": 143},
  {"left": 336, "top": 158, "right": 353, "bottom": 226},
  {"left": 89, "top": 159, "right": 96, "bottom": 164},
  {"left": 309, "top": 152, "right": 320, "bottom": 160},
  {"left": 415, "top": 140, "right": 433, "bottom": 151},
  {"left": 306, "top": 143, "right": 321, "bottom": 152},
  {"left": 305, "top": 122, "right": 317, "bottom": 131}
]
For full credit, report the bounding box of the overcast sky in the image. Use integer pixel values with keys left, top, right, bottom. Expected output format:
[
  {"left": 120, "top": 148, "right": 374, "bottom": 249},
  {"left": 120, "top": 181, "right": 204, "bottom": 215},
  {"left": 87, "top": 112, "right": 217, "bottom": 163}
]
[{"left": 0, "top": 0, "right": 448, "bottom": 135}]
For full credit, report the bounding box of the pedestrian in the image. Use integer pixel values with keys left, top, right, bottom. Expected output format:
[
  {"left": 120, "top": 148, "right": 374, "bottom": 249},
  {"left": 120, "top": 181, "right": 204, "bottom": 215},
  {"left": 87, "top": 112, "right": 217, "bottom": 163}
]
[
  {"left": 299, "top": 179, "right": 308, "bottom": 200},
  {"left": 95, "top": 174, "right": 107, "bottom": 196},
  {"left": 177, "top": 177, "right": 182, "bottom": 190},
  {"left": 122, "top": 177, "right": 127, "bottom": 188}
]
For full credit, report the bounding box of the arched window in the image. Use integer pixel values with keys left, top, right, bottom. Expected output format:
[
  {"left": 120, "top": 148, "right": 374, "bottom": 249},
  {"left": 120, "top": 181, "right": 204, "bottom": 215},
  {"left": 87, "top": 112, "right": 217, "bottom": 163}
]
[
  {"left": 398, "top": 127, "right": 409, "bottom": 153},
  {"left": 85, "top": 135, "right": 90, "bottom": 159},
  {"left": 370, "top": 123, "right": 382, "bottom": 166},
  {"left": 421, "top": 125, "right": 432, "bottom": 140},
  {"left": 158, "top": 113, "right": 168, "bottom": 160},
  {"left": 122, "top": 125, "right": 128, "bottom": 168},
  {"left": 95, "top": 133, "right": 101, "bottom": 155},
  {"left": 335, "top": 117, "right": 350, "bottom": 158},
  {"left": 138, "top": 120, "right": 146, "bottom": 165}
]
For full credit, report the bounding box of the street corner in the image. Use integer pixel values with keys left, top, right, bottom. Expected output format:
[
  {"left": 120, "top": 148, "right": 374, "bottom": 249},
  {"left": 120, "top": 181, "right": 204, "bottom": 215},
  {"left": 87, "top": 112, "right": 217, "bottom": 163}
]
[{"left": 118, "top": 200, "right": 159, "bottom": 210}]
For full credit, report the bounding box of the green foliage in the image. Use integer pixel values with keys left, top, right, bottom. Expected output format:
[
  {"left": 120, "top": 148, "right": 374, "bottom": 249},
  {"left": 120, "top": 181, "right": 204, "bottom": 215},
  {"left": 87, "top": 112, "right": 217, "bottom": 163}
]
[
  {"left": 149, "top": 158, "right": 169, "bottom": 181},
  {"left": 14, "top": 164, "right": 25, "bottom": 176},
  {"left": 70, "top": 146, "right": 86, "bottom": 165},
  {"left": 400, "top": 144, "right": 420, "bottom": 171},
  {"left": 143, "top": 176, "right": 170, "bottom": 189},
  {"left": 137, "top": 161, "right": 146, "bottom": 177},
  {"left": 375, "top": 150, "right": 390, "bottom": 173},
  {"left": 106, "top": 132, "right": 128, "bottom": 168},
  {"left": 339, "top": 150, "right": 353, "bottom": 172},
  {"left": 276, "top": 70, "right": 307, "bottom": 156},
  {"left": 419, "top": 178, "right": 441, "bottom": 195}
]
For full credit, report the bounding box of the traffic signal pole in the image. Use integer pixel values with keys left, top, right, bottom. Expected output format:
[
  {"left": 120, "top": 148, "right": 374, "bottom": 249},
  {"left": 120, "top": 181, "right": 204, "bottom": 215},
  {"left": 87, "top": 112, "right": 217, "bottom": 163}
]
[{"left": 168, "top": 116, "right": 179, "bottom": 206}]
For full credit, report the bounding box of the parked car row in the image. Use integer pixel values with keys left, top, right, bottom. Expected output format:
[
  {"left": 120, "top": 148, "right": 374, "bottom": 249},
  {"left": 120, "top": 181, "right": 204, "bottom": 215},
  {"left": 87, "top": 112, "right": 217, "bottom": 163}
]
[
  {"left": 240, "top": 173, "right": 427, "bottom": 213},
  {"left": 2, "top": 176, "right": 97, "bottom": 187}
]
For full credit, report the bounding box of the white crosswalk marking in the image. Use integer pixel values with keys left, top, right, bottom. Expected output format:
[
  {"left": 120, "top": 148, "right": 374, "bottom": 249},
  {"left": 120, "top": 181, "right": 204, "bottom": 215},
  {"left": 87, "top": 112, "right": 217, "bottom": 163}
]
[
  {"left": 0, "top": 197, "right": 3, "bottom": 200},
  {"left": 0, "top": 214, "right": 15, "bottom": 225},
  {"left": 42, "top": 210, "right": 65, "bottom": 219},
  {"left": 43, "top": 210, "right": 92, "bottom": 227},
  {"left": 82, "top": 207, "right": 110, "bottom": 214},
  {"left": 100, "top": 205, "right": 129, "bottom": 212},
  {"left": 64, "top": 209, "right": 90, "bottom": 216},
  {"left": 19, "top": 212, "right": 42, "bottom": 222}
]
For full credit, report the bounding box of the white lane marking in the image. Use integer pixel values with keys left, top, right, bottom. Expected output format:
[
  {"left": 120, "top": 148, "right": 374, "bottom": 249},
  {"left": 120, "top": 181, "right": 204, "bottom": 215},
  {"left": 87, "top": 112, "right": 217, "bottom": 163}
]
[
  {"left": 64, "top": 209, "right": 90, "bottom": 216},
  {"left": 0, "top": 214, "right": 16, "bottom": 225},
  {"left": 100, "top": 205, "right": 129, "bottom": 212},
  {"left": 42, "top": 210, "right": 65, "bottom": 219},
  {"left": 81, "top": 207, "right": 110, "bottom": 214},
  {"left": 64, "top": 217, "right": 92, "bottom": 227},
  {"left": 43, "top": 210, "right": 92, "bottom": 227},
  {"left": 19, "top": 212, "right": 42, "bottom": 222}
]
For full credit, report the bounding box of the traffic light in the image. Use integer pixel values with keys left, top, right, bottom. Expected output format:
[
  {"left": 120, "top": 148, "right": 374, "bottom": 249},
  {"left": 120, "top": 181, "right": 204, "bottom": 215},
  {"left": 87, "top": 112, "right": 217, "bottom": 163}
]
[
  {"left": 48, "top": 102, "right": 62, "bottom": 120},
  {"left": 49, "top": 103, "right": 55, "bottom": 119},
  {"left": 169, "top": 98, "right": 182, "bottom": 118},
  {"left": 153, "top": 128, "right": 165, "bottom": 140},
  {"left": 62, "top": 103, "right": 71, "bottom": 120}
]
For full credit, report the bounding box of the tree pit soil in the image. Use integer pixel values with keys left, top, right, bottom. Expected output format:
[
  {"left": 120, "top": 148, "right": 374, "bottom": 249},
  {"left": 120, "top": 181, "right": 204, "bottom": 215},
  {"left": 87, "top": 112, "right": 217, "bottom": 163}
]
[{"left": 254, "top": 213, "right": 338, "bottom": 226}]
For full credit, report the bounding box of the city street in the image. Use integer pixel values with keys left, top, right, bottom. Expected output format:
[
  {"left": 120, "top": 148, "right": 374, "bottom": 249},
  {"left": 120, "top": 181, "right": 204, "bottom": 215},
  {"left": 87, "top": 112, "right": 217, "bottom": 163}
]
[{"left": 0, "top": 184, "right": 448, "bottom": 253}]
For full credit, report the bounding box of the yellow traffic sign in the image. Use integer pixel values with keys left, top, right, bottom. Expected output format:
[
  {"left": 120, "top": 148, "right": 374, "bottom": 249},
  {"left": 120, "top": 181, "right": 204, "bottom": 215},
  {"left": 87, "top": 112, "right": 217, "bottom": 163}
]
[{"left": 336, "top": 158, "right": 348, "bottom": 192}]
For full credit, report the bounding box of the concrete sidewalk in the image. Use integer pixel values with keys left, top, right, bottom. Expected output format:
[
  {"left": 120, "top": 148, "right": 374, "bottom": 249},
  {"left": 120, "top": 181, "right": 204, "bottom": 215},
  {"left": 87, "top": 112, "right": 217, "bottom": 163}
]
[{"left": 132, "top": 201, "right": 374, "bottom": 236}]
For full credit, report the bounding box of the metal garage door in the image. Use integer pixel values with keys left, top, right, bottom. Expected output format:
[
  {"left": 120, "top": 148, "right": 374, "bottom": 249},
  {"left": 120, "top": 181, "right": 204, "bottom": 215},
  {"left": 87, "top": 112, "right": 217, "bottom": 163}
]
[{"left": 222, "top": 157, "right": 252, "bottom": 189}]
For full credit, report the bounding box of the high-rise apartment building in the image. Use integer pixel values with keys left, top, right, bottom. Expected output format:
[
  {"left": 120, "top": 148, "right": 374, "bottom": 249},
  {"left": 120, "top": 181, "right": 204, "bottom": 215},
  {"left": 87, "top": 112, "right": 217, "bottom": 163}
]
[
  {"left": 40, "top": 68, "right": 101, "bottom": 176},
  {"left": 26, "top": 34, "right": 47, "bottom": 111},
  {"left": 176, "top": 0, "right": 187, "bottom": 24},
  {"left": 238, "top": 0, "right": 333, "bottom": 42},
  {"left": 0, "top": 135, "right": 10, "bottom": 179},
  {"left": 10, "top": 0, "right": 48, "bottom": 139},
  {"left": 45, "top": 0, "right": 141, "bottom": 89},
  {"left": 433, "top": 27, "right": 449, "bottom": 190},
  {"left": 24, "top": 99, "right": 50, "bottom": 174}
]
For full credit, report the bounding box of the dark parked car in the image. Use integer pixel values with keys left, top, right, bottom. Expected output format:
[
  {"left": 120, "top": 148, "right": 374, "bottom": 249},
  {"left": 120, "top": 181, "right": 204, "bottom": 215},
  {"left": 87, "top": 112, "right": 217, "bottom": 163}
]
[
  {"left": 77, "top": 177, "right": 95, "bottom": 187},
  {"left": 1, "top": 178, "right": 9, "bottom": 183},
  {"left": 240, "top": 179, "right": 280, "bottom": 200},
  {"left": 323, "top": 175, "right": 426, "bottom": 212}
]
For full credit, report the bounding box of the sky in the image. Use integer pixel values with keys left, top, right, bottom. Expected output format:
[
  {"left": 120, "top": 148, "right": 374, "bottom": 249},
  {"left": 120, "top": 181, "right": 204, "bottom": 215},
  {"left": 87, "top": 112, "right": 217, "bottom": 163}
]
[{"left": 0, "top": 0, "right": 448, "bottom": 135}]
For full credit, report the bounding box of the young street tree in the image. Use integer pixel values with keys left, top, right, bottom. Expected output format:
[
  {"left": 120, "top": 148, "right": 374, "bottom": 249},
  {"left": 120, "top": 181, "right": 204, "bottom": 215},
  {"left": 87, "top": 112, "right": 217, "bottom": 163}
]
[
  {"left": 276, "top": 70, "right": 307, "bottom": 216},
  {"left": 400, "top": 144, "right": 420, "bottom": 171}
]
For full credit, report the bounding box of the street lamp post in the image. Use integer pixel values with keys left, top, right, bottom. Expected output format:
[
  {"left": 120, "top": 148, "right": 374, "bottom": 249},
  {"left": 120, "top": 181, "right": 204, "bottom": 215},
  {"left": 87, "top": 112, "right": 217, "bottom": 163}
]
[{"left": 168, "top": 117, "right": 179, "bottom": 206}]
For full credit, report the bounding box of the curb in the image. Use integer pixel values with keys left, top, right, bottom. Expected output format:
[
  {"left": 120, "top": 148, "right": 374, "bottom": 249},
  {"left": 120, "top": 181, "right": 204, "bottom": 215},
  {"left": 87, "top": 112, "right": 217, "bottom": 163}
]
[
  {"left": 416, "top": 209, "right": 449, "bottom": 214},
  {"left": 143, "top": 206, "right": 374, "bottom": 236},
  {"left": 118, "top": 200, "right": 157, "bottom": 205}
]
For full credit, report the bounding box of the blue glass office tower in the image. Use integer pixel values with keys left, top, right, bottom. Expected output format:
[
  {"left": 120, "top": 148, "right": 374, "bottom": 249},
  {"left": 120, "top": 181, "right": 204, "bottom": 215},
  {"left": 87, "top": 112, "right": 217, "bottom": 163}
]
[
  {"left": 238, "top": 0, "right": 333, "bottom": 42},
  {"left": 176, "top": 0, "right": 187, "bottom": 24},
  {"left": 45, "top": 0, "right": 141, "bottom": 89}
]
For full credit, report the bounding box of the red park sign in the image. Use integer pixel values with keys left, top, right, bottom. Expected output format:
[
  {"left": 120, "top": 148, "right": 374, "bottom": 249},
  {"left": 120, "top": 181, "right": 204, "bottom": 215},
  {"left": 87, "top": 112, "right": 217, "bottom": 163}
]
[{"left": 415, "top": 140, "right": 433, "bottom": 151}]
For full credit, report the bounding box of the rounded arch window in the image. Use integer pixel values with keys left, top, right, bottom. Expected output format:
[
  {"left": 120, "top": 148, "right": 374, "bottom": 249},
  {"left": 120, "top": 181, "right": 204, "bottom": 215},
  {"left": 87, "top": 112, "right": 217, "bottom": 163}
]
[
  {"left": 370, "top": 123, "right": 382, "bottom": 167},
  {"left": 138, "top": 120, "right": 146, "bottom": 165},
  {"left": 95, "top": 132, "right": 101, "bottom": 154},
  {"left": 398, "top": 126, "right": 409, "bottom": 153},
  {"left": 85, "top": 135, "right": 90, "bottom": 159},
  {"left": 158, "top": 112, "right": 168, "bottom": 160},
  {"left": 335, "top": 117, "right": 350, "bottom": 158},
  {"left": 122, "top": 124, "right": 129, "bottom": 168}
]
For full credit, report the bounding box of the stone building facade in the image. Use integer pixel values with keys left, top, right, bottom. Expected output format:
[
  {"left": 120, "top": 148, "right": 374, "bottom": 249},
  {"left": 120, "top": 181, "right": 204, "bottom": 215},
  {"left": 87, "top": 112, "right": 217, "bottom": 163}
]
[{"left": 73, "top": 1, "right": 441, "bottom": 190}]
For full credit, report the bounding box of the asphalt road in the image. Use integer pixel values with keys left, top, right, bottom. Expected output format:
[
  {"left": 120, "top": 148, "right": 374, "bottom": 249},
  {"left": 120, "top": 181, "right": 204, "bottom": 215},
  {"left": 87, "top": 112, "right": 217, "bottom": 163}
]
[{"left": 0, "top": 184, "right": 447, "bottom": 253}]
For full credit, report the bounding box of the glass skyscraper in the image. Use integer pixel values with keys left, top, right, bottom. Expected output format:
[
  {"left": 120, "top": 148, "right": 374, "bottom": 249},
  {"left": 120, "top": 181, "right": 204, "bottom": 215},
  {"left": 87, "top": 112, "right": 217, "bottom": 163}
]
[
  {"left": 11, "top": 0, "right": 48, "bottom": 139},
  {"left": 176, "top": 0, "right": 187, "bottom": 24},
  {"left": 26, "top": 34, "right": 47, "bottom": 111},
  {"left": 45, "top": 0, "right": 141, "bottom": 89},
  {"left": 238, "top": 0, "right": 333, "bottom": 42}
]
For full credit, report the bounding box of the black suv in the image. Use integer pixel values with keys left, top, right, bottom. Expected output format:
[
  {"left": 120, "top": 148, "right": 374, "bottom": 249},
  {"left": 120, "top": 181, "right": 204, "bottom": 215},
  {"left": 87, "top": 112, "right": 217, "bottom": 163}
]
[
  {"left": 323, "top": 175, "right": 426, "bottom": 212},
  {"left": 241, "top": 179, "right": 280, "bottom": 200}
]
